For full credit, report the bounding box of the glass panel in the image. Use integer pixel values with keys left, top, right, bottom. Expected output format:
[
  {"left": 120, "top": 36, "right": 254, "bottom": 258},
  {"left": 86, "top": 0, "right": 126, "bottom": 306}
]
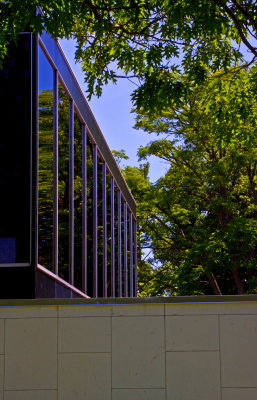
[
  {"left": 121, "top": 197, "right": 125, "bottom": 296},
  {"left": 0, "top": 34, "right": 31, "bottom": 263},
  {"left": 133, "top": 217, "right": 137, "bottom": 297},
  {"left": 38, "top": 46, "right": 54, "bottom": 270},
  {"left": 102, "top": 163, "right": 107, "bottom": 297},
  {"left": 74, "top": 111, "right": 83, "bottom": 290},
  {"left": 58, "top": 82, "right": 70, "bottom": 281},
  {"left": 129, "top": 212, "right": 134, "bottom": 297},
  {"left": 127, "top": 210, "right": 131, "bottom": 296},
  {"left": 106, "top": 172, "right": 112, "bottom": 297},
  {"left": 123, "top": 202, "right": 128, "bottom": 297},
  {"left": 114, "top": 185, "right": 119, "bottom": 297},
  {"left": 97, "top": 155, "right": 103, "bottom": 297},
  {"left": 86, "top": 138, "right": 94, "bottom": 297}
]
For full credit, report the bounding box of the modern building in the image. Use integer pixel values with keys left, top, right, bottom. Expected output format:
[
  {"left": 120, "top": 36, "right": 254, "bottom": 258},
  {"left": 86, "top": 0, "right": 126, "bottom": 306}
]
[{"left": 0, "top": 32, "right": 137, "bottom": 299}]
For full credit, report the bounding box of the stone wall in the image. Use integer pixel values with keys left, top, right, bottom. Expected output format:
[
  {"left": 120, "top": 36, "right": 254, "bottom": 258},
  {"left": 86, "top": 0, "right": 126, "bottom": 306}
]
[{"left": 0, "top": 297, "right": 257, "bottom": 399}]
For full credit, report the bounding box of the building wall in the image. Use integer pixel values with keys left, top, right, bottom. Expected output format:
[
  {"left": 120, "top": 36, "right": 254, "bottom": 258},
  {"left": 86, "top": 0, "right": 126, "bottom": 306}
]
[{"left": 0, "top": 298, "right": 257, "bottom": 399}]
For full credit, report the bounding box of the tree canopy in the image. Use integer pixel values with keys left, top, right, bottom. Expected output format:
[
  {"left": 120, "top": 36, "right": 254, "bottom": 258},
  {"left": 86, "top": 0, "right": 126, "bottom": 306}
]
[
  {"left": 2, "top": 1, "right": 257, "bottom": 295},
  {"left": 1, "top": 0, "right": 257, "bottom": 113},
  {"left": 122, "top": 67, "right": 257, "bottom": 296}
]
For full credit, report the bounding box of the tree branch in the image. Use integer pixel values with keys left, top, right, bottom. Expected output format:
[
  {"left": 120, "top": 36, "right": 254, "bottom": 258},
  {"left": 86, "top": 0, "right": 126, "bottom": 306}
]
[
  {"left": 213, "top": 0, "right": 257, "bottom": 57},
  {"left": 231, "top": 0, "right": 257, "bottom": 32}
]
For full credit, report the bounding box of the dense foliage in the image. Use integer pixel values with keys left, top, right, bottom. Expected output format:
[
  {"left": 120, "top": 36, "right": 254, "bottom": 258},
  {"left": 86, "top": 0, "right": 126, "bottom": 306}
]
[
  {"left": 122, "top": 68, "right": 257, "bottom": 296},
  {"left": 1, "top": 1, "right": 257, "bottom": 112}
]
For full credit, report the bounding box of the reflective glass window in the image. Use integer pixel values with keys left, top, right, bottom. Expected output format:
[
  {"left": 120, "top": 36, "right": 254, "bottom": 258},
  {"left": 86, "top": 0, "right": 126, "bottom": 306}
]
[
  {"left": 38, "top": 46, "right": 54, "bottom": 270},
  {"left": 97, "top": 155, "right": 103, "bottom": 296},
  {"left": 74, "top": 110, "right": 83, "bottom": 290},
  {"left": 106, "top": 173, "right": 112, "bottom": 296},
  {"left": 58, "top": 82, "right": 70, "bottom": 281},
  {"left": 86, "top": 139, "right": 94, "bottom": 297},
  {"left": 0, "top": 34, "right": 31, "bottom": 263}
]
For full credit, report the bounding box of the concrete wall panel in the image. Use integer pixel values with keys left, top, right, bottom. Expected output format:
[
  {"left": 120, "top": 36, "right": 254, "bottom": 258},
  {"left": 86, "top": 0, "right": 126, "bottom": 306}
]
[
  {"left": 0, "top": 355, "right": 3, "bottom": 400},
  {"left": 0, "top": 298, "right": 256, "bottom": 399},
  {"left": 166, "top": 315, "right": 219, "bottom": 351},
  {"left": 112, "top": 316, "right": 165, "bottom": 388},
  {"left": 166, "top": 351, "right": 221, "bottom": 400},
  {"left": 222, "top": 388, "right": 257, "bottom": 400},
  {"left": 220, "top": 315, "right": 257, "bottom": 387},
  {"left": 58, "top": 353, "right": 111, "bottom": 400},
  {"left": 0, "top": 321, "right": 4, "bottom": 355},
  {"left": 112, "top": 389, "right": 166, "bottom": 400},
  {"left": 58, "top": 317, "right": 111, "bottom": 353},
  {"left": 5, "top": 318, "right": 57, "bottom": 390},
  {"left": 4, "top": 390, "right": 57, "bottom": 400}
]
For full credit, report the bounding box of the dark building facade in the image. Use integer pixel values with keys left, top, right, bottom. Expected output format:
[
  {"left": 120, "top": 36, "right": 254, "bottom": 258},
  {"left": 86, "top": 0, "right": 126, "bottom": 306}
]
[{"left": 0, "top": 32, "right": 137, "bottom": 299}]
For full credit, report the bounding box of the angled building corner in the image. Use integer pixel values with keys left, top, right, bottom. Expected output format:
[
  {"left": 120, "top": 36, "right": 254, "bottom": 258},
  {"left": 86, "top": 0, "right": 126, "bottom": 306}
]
[{"left": 0, "top": 32, "right": 137, "bottom": 299}]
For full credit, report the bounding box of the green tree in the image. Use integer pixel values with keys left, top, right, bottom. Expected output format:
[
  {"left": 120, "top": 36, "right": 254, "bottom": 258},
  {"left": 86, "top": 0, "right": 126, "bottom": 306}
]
[
  {"left": 123, "top": 68, "right": 257, "bottom": 296},
  {"left": 1, "top": 1, "right": 257, "bottom": 113}
]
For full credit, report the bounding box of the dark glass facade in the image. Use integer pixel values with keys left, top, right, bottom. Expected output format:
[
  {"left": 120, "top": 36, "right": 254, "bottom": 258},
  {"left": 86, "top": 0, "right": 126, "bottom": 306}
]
[
  {"left": 0, "top": 34, "right": 32, "bottom": 265},
  {"left": 0, "top": 32, "right": 137, "bottom": 299}
]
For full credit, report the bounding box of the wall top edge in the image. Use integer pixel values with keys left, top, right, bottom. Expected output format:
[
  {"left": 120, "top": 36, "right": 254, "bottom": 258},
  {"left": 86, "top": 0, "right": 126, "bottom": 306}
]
[{"left": 0, "top": 295, "right": 257, "bottom": 307}]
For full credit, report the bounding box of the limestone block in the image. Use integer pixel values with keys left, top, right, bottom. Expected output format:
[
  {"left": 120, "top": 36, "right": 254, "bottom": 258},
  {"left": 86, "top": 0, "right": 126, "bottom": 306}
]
[
  {"left": 220, "top": 315, "right": 257, "bottom": 387},
  {"left": 4, "top": 390, "right": 57, "bottom": 400},
  {"left": 166, "top": 315, "right": 219, "bottom": 351},
  {"left": 112, "top": 389, "right": 166, "bottom": 400},
  {"left": 222, "top": 388, "right": 257, "bottom": 400},
  {"left": 58, "top": 317, "right": 111, "bottom": 353},
  {"left": 166, "top": 351, "right": 221, "bottom": 400},
  {"left": 112, "top": 316, "right": 165, "bottom": 388},
  {"left": 5, "top": 318, "right": 57, "bottom": 390},
  {"left": 58, "top": 353, "right": 111, "bottom": 400},
  {"left": 112, "top": 304, "right": 164, "bottom": 317},
  {"left": 0, "top": 306, "right": 57, "bottom": 319},
  {"left": 0, "top": 355, "right": 3, "bottom": 400},
  {"left": 0, "top": 320, "right": 4, "bottom": 354},
  {"left": 165, "top": 302, "right": 257, "bottom": 316},
  {"left": 58, "top": 305, "right": 112, "bottom": 318}
]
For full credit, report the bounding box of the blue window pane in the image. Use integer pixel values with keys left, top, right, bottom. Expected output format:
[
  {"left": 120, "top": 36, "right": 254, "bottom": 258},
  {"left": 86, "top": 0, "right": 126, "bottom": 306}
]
[{"left": 0, "top": 238, "right": 16, "bottom": 263}]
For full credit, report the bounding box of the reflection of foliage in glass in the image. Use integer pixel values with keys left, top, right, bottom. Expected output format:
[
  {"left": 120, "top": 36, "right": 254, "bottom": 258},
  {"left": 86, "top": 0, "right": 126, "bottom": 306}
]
[
  {"left": 38, "top": 89, "right": 54, "bottom": 270},
  {"left": 97, "top": 156, "right": 104, "bottom": 296},
  {"left": 74, "top": 111, "right": 83, "bottom": 289},
  {"left": 106, "top": 173, "right": 112, "bottom": 296},
  {"left": 38, "top": 83, "right": 134, "bottom": 295},
  {"left": 58, "top": 84, "right": 70, "bottom": 281},
  {"left": 86, "top": 141, "right": 94, "bottom": 296}
]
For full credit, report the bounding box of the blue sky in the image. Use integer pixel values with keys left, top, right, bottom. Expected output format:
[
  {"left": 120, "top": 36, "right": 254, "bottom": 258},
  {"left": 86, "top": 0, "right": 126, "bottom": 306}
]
[{"left": 59, "top": 39, "right": 168, "bottom": 182}]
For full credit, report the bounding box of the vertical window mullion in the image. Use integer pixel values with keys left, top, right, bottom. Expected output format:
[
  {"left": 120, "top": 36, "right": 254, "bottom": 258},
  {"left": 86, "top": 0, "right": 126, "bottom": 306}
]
[
  {"left": 82, "top": 125, "right": 87, "bottom": 293},
  {"left": 124, "top": 202, "right": 128, "bottom": 297},
  {"left": 69, "top": 100, "right": 74, "bottom": 285},
  {"left": 111, "top": 177, "right": 115, "bottom": 297},
  {"left": 118, "top": 190, "right": 122, "bottom": 297},
  {"left": 102, "top": 163, "right": 107, "bottom": 298},
  {"left": 53, "top": 70, "right": 58, "bottom": 275},
  {"left": 93, "top": 144, "right": 98, "bottom": 297},
  {"left": 129, "top": 212, "right": 133, "bottom": 297}
]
